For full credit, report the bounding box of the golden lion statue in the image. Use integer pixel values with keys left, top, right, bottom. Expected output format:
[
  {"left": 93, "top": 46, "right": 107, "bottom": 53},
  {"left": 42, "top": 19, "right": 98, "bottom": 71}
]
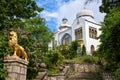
[{"left": 8, "top": 31, "right": 28, "bottom": 61}]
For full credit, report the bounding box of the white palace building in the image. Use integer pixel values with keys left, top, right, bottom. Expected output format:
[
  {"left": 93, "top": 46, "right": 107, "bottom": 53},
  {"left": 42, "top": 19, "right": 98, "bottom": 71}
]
[{"left": 49, "top": 8, "right": 102, "bottom": 55}]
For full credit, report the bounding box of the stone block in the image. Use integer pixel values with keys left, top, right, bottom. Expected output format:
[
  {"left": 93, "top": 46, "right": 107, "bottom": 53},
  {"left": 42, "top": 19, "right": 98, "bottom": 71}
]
[
  {"left": 4, "top": 56, "right": 28, "bottom": 80},
  {"left": 8, "top": 73, "right": 18, "bottom": 80},
  {"left": 20, "top": 75, "right": 26, "bottom": 80},
  {"left": 12, "top": 65, "right": 20, "bottom": 73}
]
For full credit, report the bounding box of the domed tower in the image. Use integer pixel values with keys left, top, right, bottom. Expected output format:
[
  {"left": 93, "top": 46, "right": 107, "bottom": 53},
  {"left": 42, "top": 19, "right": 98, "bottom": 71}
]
[
  {"left": 76, "top": 8, "right": 94, "bottom": 21},
  {"left": 59, "top": 18, "right": 70, "bottom": 30}
]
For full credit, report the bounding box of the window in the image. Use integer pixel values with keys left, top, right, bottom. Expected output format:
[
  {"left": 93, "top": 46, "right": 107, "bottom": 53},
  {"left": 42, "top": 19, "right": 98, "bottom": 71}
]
[
  {"left": 75, "top": 28, "right": 82, "bottom": 40},
  {"left": 91, "top": 45, "right": 95, "bottom": 54},
  {"left": 64, "top": 36, "right": 70, "bottom": 45},
  {"left": 61, "top": 33, "right": 71, "bottom": 45},
  {"left": 89, "top": 27, "right": 97, "bottom": 39}
]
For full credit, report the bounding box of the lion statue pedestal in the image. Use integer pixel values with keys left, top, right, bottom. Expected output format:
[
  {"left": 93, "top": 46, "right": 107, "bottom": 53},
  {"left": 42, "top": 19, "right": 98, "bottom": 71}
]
[
  {"left": 4, "top": 31, "right": 29, "bottom": 80},
  {"left": 4, "top": 55, "right": 29, "bottom": 80}
]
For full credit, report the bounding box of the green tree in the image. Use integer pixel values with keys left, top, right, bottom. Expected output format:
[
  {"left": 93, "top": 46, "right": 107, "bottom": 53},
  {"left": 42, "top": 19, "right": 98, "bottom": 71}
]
[
  {"left": 114, "top": 68, "right": 120, "bottom": 80},
  {"left": 0, "top": 0, "right": 43, "bottom": 30},
  {"left": 19, "top": 17, "right": 53, "bottom": 79},
  {"left": 81, "top": 45, "right": 86, "bottom": 56},
  {"left": 98, "top": 7, "right": 120, "bottom": 71},
  {"left": 99, "top": 0, "right": 120, "bottom": 13},
  {"left": 85, "top": 0, "right": 120, "bottom": 77},
  {"left": 0, "top": 0, "right": 51, "bottom": 79},
  {"left": 69, "top": 41, "right": 78, "bottom": 58},
  {"left": 85, "top": 0, "right": 120, "bottom": 13}
]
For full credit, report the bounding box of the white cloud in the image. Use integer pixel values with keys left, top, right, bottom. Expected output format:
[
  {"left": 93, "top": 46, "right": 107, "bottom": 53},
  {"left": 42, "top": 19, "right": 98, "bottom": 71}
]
[
  {"left": 39, "top": 0, "right": 105, "bottom": 29},
  {"left": 40, "top": 11, "right": 58, "bottom": 21},
  {"left": 57, "top": 0, "right": 106, "bottom": 27},
  {"left": 57, "top": 0, "right": 85, "bottom": 26}
]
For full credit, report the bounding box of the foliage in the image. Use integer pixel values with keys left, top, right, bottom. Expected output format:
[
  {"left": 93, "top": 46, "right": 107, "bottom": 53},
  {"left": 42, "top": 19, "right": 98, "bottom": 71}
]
[
  {"left": 114, "top": 68, "right": 120, "bottom": 80},
  {"left": 44, "top": 50, "right": 64, "bottom": 68},
  {"left": 0, "top": 0, "right": 53, "bottom": 79},
  {"left": 70, "top": 41, "right": 78, "bottom": 58},
  {"left": 0, "top": 30, "right": 11, "bottom": 80},
  {"left": 58, "top": 45, "right": 71, "bottom": 59},
  {"left": 59, "top": 41, "right": 78, "bottom": 59},
  {"left": 0, "top": 17, "right": 53, "bottom": 80},
  {"left": 0, "top": 0, "right": 43, "bottom": 30},
  {"left": 97, "top": 7, "right": 120, "bottom": 71},
  {"left": 47, "top": 67, "right": 59, "bottom": 75},
  {"left": 82, "top": 55, "right": 99, "bottom": 64},
  {"left": 64, "top": 55, "right": 99, "bottom": 64},
  {"left": 44, "top": 50, "right": 64, "bottom": 75},
  {"left": 21, "top": 17, "right": 52, "bottom": 79},
  {"left": 81, "top": 45, "right": 86, "bottom": 56},
  {"left": 100, "top": 0, "right": 120, "bottom": 13},
  {"left": 85, "top": 0, "right": 120, "bottom": 13}
]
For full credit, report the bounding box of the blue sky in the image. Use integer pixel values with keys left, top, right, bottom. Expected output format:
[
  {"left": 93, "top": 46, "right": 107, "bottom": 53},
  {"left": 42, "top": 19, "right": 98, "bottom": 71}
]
[{"left": 36, "top": 0, "right": 105, "bottom": 31}]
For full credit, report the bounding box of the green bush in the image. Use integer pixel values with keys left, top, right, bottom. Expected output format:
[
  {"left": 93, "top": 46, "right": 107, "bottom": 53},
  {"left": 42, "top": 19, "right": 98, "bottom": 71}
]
[
  {"left": 44, "top": 50, "right": 64, "bottom": 69},
  {"left": 81, "top": 56, "right": 99, "bottom": 64},
  {"left": 81, "top": 45, "right": 86, "bottom": 56},
  {"left": 58, "top": 45, "right": 71, "bottom": 59},
  {"left": 114, "top": 68, "right": 120, "bottom": 80},
  {"left": 59, "top": 41, "right": 78, "bottom": 59}
]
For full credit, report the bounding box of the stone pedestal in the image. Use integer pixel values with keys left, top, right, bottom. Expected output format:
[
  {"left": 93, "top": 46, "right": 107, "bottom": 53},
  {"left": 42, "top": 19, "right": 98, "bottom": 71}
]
[{"left": 4, "top": 55, "right": 29, "bottom": 80}]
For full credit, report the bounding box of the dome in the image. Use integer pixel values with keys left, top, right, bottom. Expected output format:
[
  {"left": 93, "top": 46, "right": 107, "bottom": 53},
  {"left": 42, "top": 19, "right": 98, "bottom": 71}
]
[
  {"left": 62, "top": 18, "right": 68, "bottom": 24},
  {"left": 59, "top": 18, "right": 70, "bottom": 30},
  {"left": 76, "top": 9, "right": 94, "bottom": 19}
]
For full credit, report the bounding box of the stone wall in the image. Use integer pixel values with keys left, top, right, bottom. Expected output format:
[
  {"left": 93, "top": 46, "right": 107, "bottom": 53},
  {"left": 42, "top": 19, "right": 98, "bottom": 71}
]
[
  {"left": 66, "top": 63, "right": 112, "bottom": 80},
  {"left": 34, "top": 63, "right": 112, "bottom": 80},
  {"left": 4, "top": 56, "right": 29, "bottom": 80},
  {"left": 67, "top": 63, "right": 101, "bottom": 72},
  {"left": 46, "top": 66, "right": 69, "bottom": 80}
]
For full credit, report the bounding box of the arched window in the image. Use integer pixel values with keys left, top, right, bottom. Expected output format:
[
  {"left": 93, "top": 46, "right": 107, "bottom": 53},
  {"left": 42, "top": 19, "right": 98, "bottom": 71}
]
[
  {"left": 94, "top": 30, "right": 97, "bottom": 39},
  {"left": 91, "top": 45, "right": 95, "bottom": 54},
  {"left": 89, "top": 28, "right": 92, "bottom": 38},
  {"left": 89, "top": 27, "right": 97, "bottom": 39},
  {"left": 61, "top": 33, "right": 72, "bottom": 45},
  {"left": 91, "top": 29, "right": 94, "bottom": 38},
  {"left": 80, "top": 29, "right": 82, "bottom": 39},
  {"left": 75, "top": 28, "right": 82, "bottom": 40}
]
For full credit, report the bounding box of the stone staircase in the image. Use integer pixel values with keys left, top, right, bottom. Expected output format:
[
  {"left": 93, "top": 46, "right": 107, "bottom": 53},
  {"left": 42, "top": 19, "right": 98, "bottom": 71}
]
[
  {"left": 34, "top": 70, "right": 47, "bottom": 80},
  {"left": 66, "top": 72, "right": 102, "bottom": 80},
  {"left": 33, "top": 64, "right": 112, "bottom": 80}
]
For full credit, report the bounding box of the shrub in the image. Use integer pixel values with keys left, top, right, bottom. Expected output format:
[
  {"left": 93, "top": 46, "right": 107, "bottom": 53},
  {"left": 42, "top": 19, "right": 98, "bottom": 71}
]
[
  {"left": 114, "top": 68, "right": 120, "bottom": 80},
  {"left": 59, "top": 41, "right": 78, "bottom": 59},
  {"left": 44, "top": 50, "right": 64, "bottom": 69},
  {"left": 82, "top": 55, "right": 99, "bottom": 64},
  {"left": 81, "top": 45, "right": 86, "bottom": 56}
]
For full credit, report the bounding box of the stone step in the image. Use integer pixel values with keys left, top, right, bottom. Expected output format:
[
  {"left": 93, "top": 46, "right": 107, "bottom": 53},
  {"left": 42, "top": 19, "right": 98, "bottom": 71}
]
[{"left": 34, "top": 71, "right": 47, "bottom": 80}]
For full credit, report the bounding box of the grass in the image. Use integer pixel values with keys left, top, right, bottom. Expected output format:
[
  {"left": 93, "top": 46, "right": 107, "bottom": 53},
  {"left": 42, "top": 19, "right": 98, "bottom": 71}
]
[
  {"left": 64, "top": 55, "right": 99, "bottom": 64},
  {"left": 47, "top": 66, "right": 59, "bottom": 75},
  {"left": 47, "top": 55, "right": 100, "bottom": 75}
]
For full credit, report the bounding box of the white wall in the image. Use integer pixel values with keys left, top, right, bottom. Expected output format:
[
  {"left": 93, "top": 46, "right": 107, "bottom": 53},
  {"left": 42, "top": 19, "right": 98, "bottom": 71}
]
[{"left": 84, "top": 20, "right": 101, "bottom": 55}]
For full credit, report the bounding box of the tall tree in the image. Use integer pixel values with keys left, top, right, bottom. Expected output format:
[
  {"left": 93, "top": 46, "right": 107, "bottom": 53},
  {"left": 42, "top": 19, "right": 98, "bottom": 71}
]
[
  {"left": 85, "top": 0, "right": 120, "bottom": 72},
  {"left": 0, "top": 0, "right": 50, "bottom": 79},
  {"left": 21, "top": 17, "right": 53, "bottom": 79},
  {"left": 98, "top": 7, "right": 120, "bottom": 71},
  {"left": 85, "top": 0, "right": 120, "bottom": 13},
  {"left": 100, "top": 0, "right": 120, "bottom": 13},
  {"left": 0, "top": 0, "right": 43, "bottom": 30}
]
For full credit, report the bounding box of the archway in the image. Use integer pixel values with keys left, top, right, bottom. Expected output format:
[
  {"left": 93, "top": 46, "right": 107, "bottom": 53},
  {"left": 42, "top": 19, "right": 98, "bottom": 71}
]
[
  {"left": 61, "top": 33, "right": 72, "bottom": 45},
  {"left": 91, "top": 45, "right": 95, "bottom": 54}
]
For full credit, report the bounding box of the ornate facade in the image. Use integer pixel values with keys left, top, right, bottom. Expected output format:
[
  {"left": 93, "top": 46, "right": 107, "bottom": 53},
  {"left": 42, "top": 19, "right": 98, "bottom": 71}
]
[{"left": 49, "top": 8, "right": 101, "bottom": 55}]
